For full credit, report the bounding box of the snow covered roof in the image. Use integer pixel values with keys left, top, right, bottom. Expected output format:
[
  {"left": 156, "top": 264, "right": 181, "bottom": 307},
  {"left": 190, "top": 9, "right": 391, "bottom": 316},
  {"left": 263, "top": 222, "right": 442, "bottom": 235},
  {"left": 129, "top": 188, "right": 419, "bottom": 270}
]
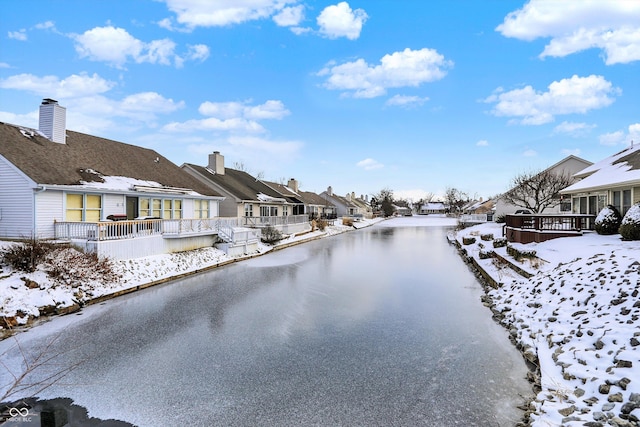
[{"left": 561, "top": 144, "right": 640, "bottom": 193}]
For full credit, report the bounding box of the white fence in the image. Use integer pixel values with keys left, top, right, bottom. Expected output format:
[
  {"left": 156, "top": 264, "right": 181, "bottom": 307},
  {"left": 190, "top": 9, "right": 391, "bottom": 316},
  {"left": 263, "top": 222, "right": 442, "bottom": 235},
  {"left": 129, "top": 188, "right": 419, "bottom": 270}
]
[
  {"left": 55, "top": 218, "right": 243, "bottom": 242},
  {"left": 242, "top": 214, "right": 309, "bottom": 227}
]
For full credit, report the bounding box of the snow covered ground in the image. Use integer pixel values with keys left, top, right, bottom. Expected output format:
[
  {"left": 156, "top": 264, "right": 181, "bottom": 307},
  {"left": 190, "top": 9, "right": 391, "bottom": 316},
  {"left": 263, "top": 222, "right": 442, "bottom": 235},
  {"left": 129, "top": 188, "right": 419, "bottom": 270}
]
[{"left": 454, "top": 222, "right": 640, "bottom": 427}]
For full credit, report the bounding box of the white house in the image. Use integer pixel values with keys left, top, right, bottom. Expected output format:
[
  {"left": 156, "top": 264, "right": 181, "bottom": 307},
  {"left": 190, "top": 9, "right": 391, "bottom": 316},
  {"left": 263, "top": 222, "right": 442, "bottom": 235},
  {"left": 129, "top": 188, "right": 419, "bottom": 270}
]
[
  {"left": 0, "top": 99, "right": 237, "bottom": 259},
  {"left": 560, "top": 143, "right": 640, "bottom": 216}
]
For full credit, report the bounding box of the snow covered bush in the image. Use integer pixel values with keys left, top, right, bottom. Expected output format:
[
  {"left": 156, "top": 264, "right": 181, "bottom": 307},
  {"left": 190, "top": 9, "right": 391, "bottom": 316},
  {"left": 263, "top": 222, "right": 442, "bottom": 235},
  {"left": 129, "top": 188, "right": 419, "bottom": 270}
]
[
  {"left": 594, "top": 205, "right": 622, "bottom": 235},
  {"left": 619, "top": 203, "right": 640, "bottom": 240},
  {"left": 260, "top": 225, "right": 283, "bottom": 244},
  {"left": 492, "top": 238, "right": 507, "bottom": 248}
]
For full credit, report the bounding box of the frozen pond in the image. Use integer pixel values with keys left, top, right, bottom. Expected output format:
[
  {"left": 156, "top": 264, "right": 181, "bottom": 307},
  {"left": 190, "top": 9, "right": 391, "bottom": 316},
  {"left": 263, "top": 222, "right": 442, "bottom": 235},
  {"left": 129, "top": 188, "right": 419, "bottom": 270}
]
[{"left": 0, "top": 216, "right": 531, "bottom": 426}]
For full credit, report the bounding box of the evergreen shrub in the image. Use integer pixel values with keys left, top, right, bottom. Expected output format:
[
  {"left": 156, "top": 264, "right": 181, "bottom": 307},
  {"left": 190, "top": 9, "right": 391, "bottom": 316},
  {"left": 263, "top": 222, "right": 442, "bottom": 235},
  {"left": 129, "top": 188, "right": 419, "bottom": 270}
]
[
  {"left": 594, "top": 205, "right": 622, "bottom": 235},
  {"left": 619, "top": 203, "right": 640, "bottom": 241}
]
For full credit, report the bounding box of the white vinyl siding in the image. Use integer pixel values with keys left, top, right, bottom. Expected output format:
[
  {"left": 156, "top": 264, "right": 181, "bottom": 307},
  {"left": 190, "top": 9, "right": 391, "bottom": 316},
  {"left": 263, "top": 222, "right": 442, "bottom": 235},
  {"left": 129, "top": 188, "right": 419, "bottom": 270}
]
[{"left": 0, "top": 157, "right": 36, "bottom": 238}]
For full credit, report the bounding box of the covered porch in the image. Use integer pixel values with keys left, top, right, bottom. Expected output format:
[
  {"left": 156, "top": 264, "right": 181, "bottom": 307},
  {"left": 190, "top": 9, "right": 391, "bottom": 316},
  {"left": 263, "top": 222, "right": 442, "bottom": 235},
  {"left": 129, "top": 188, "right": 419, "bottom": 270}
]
[{"left": 503, "top": 214, "right": 596, "bottom": 244}]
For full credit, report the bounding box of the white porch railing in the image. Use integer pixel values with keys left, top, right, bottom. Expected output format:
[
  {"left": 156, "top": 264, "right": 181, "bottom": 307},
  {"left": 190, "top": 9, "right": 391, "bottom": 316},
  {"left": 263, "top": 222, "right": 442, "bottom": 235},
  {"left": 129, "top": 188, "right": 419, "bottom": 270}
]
[
  {"left": 54, "top": 217, "right": 244, "bottom": 242},
  {"left": 459, "top": 214, "right": 488, "bottom": 223},
  {"left": 242, "top": 214, "right": 309, "bottom": 227}
]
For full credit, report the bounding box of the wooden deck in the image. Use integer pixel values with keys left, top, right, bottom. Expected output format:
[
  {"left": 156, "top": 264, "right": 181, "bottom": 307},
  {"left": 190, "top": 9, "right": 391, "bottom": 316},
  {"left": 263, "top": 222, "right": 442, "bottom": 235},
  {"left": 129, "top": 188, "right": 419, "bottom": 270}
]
[{"left": 504, "top": 214, "right": 596, "bottom": 244}]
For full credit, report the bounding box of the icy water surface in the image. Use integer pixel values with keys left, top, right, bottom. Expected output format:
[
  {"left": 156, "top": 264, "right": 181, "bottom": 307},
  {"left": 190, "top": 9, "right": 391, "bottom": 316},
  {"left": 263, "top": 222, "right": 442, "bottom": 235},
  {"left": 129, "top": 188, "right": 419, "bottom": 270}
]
[{"left": 0, "top": 217, "right": 531, "bottom": 426}]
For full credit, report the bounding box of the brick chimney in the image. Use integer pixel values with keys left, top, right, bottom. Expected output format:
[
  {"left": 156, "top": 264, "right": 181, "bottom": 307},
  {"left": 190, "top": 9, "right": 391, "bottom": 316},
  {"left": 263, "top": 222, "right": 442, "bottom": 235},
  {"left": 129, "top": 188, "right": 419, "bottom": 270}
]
[
  {"left": 38, "top": 98, "right": 66, "bottom": 144},
  {"left": 208, "top": 151, "right": 225, "bottom": 175}
]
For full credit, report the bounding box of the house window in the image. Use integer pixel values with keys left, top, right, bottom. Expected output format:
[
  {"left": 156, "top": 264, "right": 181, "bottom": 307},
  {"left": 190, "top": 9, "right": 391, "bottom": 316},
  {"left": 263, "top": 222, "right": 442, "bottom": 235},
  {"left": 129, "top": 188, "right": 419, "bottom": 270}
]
[
  {"left": 174, "top": 200, "right": 182, "bottom": 219},
  {"left": 623, "top": 190, "right": 632, "bottom": 215},
  {"left": 244, "top": 203, "right": 253, "bottom": 217},
  {"left": 194, "top": 199, "right": 209, "bottom": 219},
  {"left": 152, "top": 199, "right": 161, "bottom": 217},
  {"left": 139, "top": 197, "right": 183, "bottom": 218},
  {"left": 260, "top": 206, "right": 278, "bottom": 216},
  {"left": 65, "top": 193, "right": 102, "bottom": 222},
  {"left": 163, "top": 199, "right": 173, "bottom": 219},
  {"left": 283, "top": 205, "right": 289, "bottom": 216}
]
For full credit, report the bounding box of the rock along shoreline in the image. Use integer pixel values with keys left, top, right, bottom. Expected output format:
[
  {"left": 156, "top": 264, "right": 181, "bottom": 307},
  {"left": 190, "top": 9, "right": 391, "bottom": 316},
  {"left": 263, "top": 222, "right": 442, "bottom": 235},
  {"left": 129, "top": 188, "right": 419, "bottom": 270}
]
[{"left": 451, "top": 223, "right": 640, "bottom": 427}]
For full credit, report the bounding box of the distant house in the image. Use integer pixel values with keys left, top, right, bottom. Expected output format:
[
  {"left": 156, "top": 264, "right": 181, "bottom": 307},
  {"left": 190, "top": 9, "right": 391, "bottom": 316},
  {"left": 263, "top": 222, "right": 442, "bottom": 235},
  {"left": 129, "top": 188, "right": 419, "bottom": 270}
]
[
  {"left": 463, "top": 198, "right": 495, "bottom": 216},
  {"left": 560, "top": 144, "right": 640, "bottom": 216},
  {"left": 419, "top": 202, "right": 446, "bottom": 215},
  {"left": 273, "top": 179, "right": 337, "bottom": 220},
  {"left": 319, "top": 187, "right": 366, "bottom": 218},
  {"left": 182, "top": 152, "right": 310, "bottom": 235},
  {"left": 495, "top": 155, "right": 592, "bottom": 217},
  {"left": 0, "top": 99, "right": 230, "bottom": 259}
]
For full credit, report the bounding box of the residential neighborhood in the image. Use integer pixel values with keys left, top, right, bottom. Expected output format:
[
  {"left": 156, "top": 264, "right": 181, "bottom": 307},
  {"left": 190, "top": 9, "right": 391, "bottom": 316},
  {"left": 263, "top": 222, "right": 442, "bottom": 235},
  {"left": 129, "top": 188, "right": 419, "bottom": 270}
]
[{"left": 4, "top": 98, "right": 640, "bottom": 258}]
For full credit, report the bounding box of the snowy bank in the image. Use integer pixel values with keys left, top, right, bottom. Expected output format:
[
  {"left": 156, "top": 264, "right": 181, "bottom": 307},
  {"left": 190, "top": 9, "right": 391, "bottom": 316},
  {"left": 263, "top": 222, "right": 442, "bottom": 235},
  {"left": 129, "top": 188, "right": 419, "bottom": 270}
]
[
  {"left": 454, "top": 222, "right": 640, "bottom": 427},
  {"left": 0, "top": 218, "right": 384, "bottom": 336}
]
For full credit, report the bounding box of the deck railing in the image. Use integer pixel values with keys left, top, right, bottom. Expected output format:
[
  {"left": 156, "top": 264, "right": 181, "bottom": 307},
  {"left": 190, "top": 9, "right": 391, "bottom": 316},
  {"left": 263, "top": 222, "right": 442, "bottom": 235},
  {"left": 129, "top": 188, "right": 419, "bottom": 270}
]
[
  {"left": 505, "top": 214, "right": 596, "bottom": 231},
  {"left": 242, "top": 214, "right": 309, "bottom": 227},
  {"left": 54, "top": 217, "right": 243, "bottom": 242}
]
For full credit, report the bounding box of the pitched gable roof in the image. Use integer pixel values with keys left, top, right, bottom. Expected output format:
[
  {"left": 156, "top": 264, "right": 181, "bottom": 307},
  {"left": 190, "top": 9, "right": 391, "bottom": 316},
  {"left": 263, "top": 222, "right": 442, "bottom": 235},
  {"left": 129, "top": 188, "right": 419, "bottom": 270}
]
[
  {"left": 261, "top": 180, "right": 304, "bottom": 204},
  {"left": 561, "top": 144, "right": 640, "bottom": 193},
  {"left": 183, "top": 163, "right": 286, "bottom": 202},
  {"left": 298, "top": 190, "right": 335, "bottom": 207},
  {"left": 0, "top": 122, "right": 221, "bottom": 197}
]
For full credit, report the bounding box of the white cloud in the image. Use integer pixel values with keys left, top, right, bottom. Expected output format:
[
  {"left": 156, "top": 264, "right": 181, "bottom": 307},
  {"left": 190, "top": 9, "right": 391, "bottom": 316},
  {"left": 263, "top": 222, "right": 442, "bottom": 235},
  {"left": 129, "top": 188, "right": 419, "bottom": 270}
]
[
  {"left": 0, "top": 72, "right": 115, "bottom": 98},
  {"left": 476, "top": 140, "right": 489, "bottom": 147},
  {"left": 523, "top": 149, "right": 537, "bottom": 157},
  {"left": 356, "top": 158, "right": 383, "bottom": 170},
  {"left": 162, "top": 0, "right": 299, "bottom": 28},
  {"left": 599, "top": 123, "right": 640, "bottom": 146},
  {"left": 553, "top": 121, "right": 596, "bottom": 137},
  {"left": 273, "top": 5, "right": 305, "bottom": 27},
  {"left": 188, "top": 135, "right": 303, "bottom": 169},
  {"left": 497, "top": 0, "right": 640, "bottom": 65},
  {"left": 385, "top": 95, "right": 429, "bottom": 108},
  {"left": 35, "top": 21, "right": 56, "bottom": 31},
  {"left": 317, "top": 2, "right": 368, "bottom": 40},
  {"left": 166, "top": 99, "right": 290, "bottom": 134},
  {"left": 73, "top": 26, "right": 144, "bottom": 68},
  {"left": 72, "top": 26, "right": 203, "bottom": 68},
  {"left": 319, "top": 48, "right": 453, "bottom": 98},
  {"left": 186, "top": 44, "right": 210, "bottom": 61},
  {"left": 199, "top": 100, "right": 290, "bottom": 120},
  {"left": 8, "top": 30, "right": 27, "bottom": 41},
  {"left": 164, "top": 117, "right": 265, "bottom": 133},
  {"left": 0, "top": 63, "right": 10, "bottom": 69},
  {"left": 484, "top": 74, "right": 619, "bottom": 125}
]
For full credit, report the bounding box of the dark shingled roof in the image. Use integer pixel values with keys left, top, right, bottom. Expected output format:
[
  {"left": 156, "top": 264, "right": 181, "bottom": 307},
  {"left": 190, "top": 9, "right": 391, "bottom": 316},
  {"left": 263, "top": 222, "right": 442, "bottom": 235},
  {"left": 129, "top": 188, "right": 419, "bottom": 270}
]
[
  {"left": 0, "top": 122, "right": 221, "bottom": 197},
  {"left": 183, "top": 163, "right": 285, "bottom": 202},
  {"left": 298, "top": 190, "right": 335, "bottom": 207}
]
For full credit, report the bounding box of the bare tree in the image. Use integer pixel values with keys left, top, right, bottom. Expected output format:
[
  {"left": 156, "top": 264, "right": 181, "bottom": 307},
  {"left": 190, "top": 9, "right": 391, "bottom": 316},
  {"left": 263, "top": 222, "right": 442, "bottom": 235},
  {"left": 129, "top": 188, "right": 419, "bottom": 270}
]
[
  {"left": 0, "top": 332, "right": 84, "bottom": 402},
  {"left": 501, "top": 169, "right": 575, "bottom": 213},
  {"left": 444, "top": 187, "right": 469, "bottom": 215}
]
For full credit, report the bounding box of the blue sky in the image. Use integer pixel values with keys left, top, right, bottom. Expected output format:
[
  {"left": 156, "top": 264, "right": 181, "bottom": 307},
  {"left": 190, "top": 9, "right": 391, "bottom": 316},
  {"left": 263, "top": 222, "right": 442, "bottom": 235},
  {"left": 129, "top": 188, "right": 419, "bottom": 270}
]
[{"left": 1, "top": 1, "right": 639, "bottom": 201}]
